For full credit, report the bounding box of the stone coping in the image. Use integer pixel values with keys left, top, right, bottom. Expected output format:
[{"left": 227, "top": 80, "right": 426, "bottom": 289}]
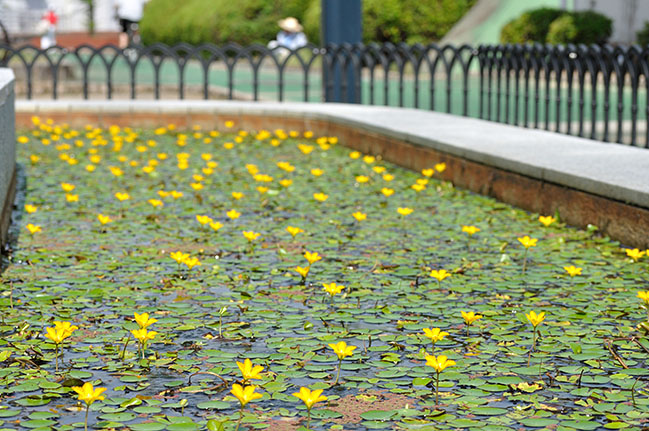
[
  {"left": 0, "top": 69, "right": 16, "bottom": 251},
  {"left": 15, "top": 99, "right": 649, "bottom": 247}
]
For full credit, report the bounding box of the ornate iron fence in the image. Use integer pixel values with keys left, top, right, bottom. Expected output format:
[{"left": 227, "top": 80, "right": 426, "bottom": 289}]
[{"left": 1, "top": 42, "right": 648, "bottom": 147}]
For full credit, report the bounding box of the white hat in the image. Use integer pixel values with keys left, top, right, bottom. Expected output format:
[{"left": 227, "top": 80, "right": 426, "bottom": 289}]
[{"left": 278, "top": 17, "right": 303, "bottom": 33}]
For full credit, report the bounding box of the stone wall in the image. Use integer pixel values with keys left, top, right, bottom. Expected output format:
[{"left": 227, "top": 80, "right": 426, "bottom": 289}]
[{"left": 0, "top": 68, "right": 16, "bottom": 251}]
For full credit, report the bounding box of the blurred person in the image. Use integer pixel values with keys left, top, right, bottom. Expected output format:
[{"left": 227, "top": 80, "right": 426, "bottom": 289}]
[
  {"left": 268, "top": 17, "right": 307, "bottom": 57},
  {"left": 37, "top": 9, "right": 58, "bottom": 49},
  {"left": 114, "top": 0, "right": 148, "bottom": 48}
]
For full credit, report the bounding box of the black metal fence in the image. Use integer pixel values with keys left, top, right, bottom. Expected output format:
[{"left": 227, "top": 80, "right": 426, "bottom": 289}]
[{"left": 1, "top": 42, "right": 649, "bottom": 147}]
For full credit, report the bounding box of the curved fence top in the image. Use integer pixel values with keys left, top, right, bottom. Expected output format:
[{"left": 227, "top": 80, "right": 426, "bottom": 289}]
[{"left": 2, "top": 42, "right": 649, "bottom": 147}]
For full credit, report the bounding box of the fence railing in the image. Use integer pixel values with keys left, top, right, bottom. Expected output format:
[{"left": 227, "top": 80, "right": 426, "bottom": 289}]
[{"left": 1, "top": 42, "right": 649, "bottom": 147}]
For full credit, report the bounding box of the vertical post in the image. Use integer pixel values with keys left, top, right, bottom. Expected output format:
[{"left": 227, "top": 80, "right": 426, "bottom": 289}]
[{"left": 321, "top": 0, "right": 362, "bottom": 103}]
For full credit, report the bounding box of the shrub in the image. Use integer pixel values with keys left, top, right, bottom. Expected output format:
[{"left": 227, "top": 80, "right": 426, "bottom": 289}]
[
  {"left": 142, "top": 0, "right": 476, "bottom": 47},
  {"left": 637, "top": 21, "right": 649, "bottom": 46},
  {"left": 500, "top": 8, "right": 564, "bottom": 44},
  {"left": 500, "top": 7, "right": 612, "bottom": 45},
  {"left": 140, "top": 0, "right": 312, "bottom": 46},
  {"left": 546, "top": 15, "right": 578, "bottom": 45}
]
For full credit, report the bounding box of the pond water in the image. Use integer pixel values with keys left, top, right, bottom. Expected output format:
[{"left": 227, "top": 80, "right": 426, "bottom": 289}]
[{"left": 1, "top": 121, "right": 648, "bottom": 430}]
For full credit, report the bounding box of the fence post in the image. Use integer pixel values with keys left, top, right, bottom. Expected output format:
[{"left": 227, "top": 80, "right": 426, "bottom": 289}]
[{"left": 321, "top": 0, "right": 362, "bottom": 103}]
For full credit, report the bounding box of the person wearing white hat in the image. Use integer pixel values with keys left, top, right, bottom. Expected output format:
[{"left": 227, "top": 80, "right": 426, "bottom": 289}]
[{"left": 268, "top": 17, "right": 308, "bottom": 57}]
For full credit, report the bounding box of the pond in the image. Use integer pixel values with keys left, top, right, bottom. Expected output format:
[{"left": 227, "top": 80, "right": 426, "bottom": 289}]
[{"left": 1, "top": 118, "right": 648, "bottom": 430}]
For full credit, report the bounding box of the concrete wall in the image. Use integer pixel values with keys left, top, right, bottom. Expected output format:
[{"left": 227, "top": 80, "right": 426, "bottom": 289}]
[
  {"left": 574, "top": 0, "right": 649, "bottom": 45},
  {"left": 0, "top": 68, "right": 16, "bottom": 250}
]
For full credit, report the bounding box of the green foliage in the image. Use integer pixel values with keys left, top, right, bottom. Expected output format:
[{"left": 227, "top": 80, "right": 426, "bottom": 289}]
[
  {"left": 546, "top": 15, "right": 577, "bottom": 45},
  {"left": 500, "top": 7, "right": 612, "bottom": 45},
  {"left": 637, "top": 21, "right": 649, "bottom": 46},
  {"left": 141, "top": 0, "right": 476, "bottom": 46},
  {"left": 500, "top": 8, "right": 565, "bottom": 44},
  {"left": 140, "top": 0, "right": 311, "bottom": 46}
]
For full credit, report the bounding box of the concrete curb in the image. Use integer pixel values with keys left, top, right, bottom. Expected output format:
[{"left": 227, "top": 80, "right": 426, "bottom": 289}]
[
  {"left": 0, "top": 69, "right": 16, "bottom": 252},
  {"left": 15, "top": 99, "right": 649, "bottom": 247}
]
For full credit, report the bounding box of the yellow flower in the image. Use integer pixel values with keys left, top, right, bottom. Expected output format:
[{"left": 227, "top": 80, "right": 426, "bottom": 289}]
[
  {"left": 563, "top": 265, "right": 582, "bottom": 277},
  {"left": 190, "top": 182, "right": 204, "bottom": 191},
  {"left": 170, "top": 251, "right": 189, "bottom": 264},
  {"left": 411, "top": 183, "right": 426, "bottom": 192},
  {"left": 363, "top": 155, "right": 375, "bottom": 164},
  {"left": 232, "top": 192, "right": 244, "bottom": 200},
  {"left": 109, "top": 166, "right": 123, "bottom": 177},
  {"left": 25, "top": 204, "right": 38, "bottom": 214},
  {"left": 237, "top": 358, "right": 264, "bottom": 381},
  {"left": 372, "top": 166, "right": 386, "bottom": 174},
  {"left": 158, "top": 190, "right": 170, "bottom": 198},
  {"left": 183, "top": 256, "right": 201, "bottom": 270},
  {"left": 142, "top": 166, "right": 155, "bottom": 174},
  {"left": 328, "top": 341, "right": 356, "bottom": 360},
  {"left": 131, "top": 328, "right": 157, "bottom": 343},
  {"left": 256, "top": 186, "right": 269, "bottom": 194},
  {"left": 294, "top": 266, "right": 310, "bottom": 278},
  {"left": 517, "top": 236, "right": 537, "bottom": 249},
  {"left": 26, "top": 223, "right": 42, "bottom": 235},
  {"left": 134, "top": 312, "right": 157, "bottom": 329},
  {"left": 309, "top": 168, "right": 324, "bottom": 177},
  {"left": 97, "top": 214, "right": 113, "bottom": 225},
  {"left": 525, "top": 310, "right": 545, "bottom": 327},
  {"left": 356, "top": 175, "right": 369, "bottom": 183},
  {"left": 209, "top": 221, "right": 223, "bottom": 232},
  {"left": 422, "top": 328, "right": 449, "bottom": 343},
  {"left": 352, "top": 211, "right": 367, "bottom": 221},
  {"left": 65, "top": 193, "right": 79, "bottom": 202},
  {"left": 429, "top": 269, "right": 451, "bottom": 282},
  {"left": 461, "top": 225, "right": 480, "bottom": 236},
  {"left": 293, "top": 387, "right": 327, "bottom": 411},
  {"left": 313, "top": 193, "right": 329, "bottom": 202},
  {"left": 253, "top": 174, "right": 273, "bottom": 183},
  {"left": 231, "top": 384, "right": 262, "bottom": 408},
  {"left": 425, "top": 354, "right": 455, "bottom": 373},
  {"left": 280, "top": 179, "right": 293, "bottom": 187},
  {"left": 323, "top": 282, "right": 345, "bottom": 297},
  {"left": 30, "top": 154, "right": 41, "bottom": 164},
  {"left": 243, "top": 231, "right": 261, "bottom": 242},
  {"left": 170, "top": 191, "right": 183, "bottom": 199},
  {"left": 114, "top": 192, "right": 130, "bottom": 202},
  {"left": 383, "top": 174, "right": 394, "bottom": 182},
  {"left": 196, "top": 215, "right": 213, "bottom": 225},
  {"left": 298, "top": 144, "right": 314, "bottom": 154},
  {"left": 227, "top": 209, "right": 241, "bottom": 220},
  {"left": 435, "top": 162, "right": 446, "bottom": 173},
  {"left": 538, "top": 215, "right": 557, "bottom": 227},
  {"left": 71, "top": 383, "right": 107, "bottom": 407},
  {"left": 349, "top": 151, "right": 361, "bottom": 159},
  {"left": 304, "top": 251, "right": 322, "bottom": 264},
  {"left": 61, "top": 182, "right": 75, "bottom": 192},
  {"left": 625, "top": 248, "right": 646, "bottom": 262},
  {"left": 225, "top": 120, "right": 235, "bottom": 128},
  {"left": 277, "top": 161, "right": 295, "bottom": 172},
  {"left": 397, "top": 207, "right": 413, "bottom": 216},
  {"left": 17, "top": 135, "right": 29, "bottom": 144},
  {"left": 381, "top": 187, "right": 394, "bottom": 197},
  {"left": 421, "top": 168, "right": 434, "bottom": 177},
  {"left": 461, "top": 311, "right": 482, "bottom": 326},
  {"left": 637, "top": 291, "right": 649, "bottom": 305},
  {"left": 148, "top": 199, "right": 164, "bottom": 208},
  {"left": 286, "top": 226, "right": 304, "bottom": 237},
  {"left": 45, "top": 321, "right": 78, "bottom": 344}
]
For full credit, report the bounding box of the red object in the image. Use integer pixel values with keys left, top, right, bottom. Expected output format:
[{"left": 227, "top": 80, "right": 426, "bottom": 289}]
[{"left": 44, "top": 10, "right": 58, "bottom": 26}]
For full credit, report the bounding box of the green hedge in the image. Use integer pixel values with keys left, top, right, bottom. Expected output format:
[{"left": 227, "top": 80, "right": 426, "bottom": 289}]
[
  {"left": 140, "top": 0, "right": 312, "bottom": 46},
  {"left": 500, "top": 8, "right": 612, "bottom": 45},
  {"left": 141, "top": 0, "right": 476, "bottom": 46},
  {"left": 638, "top": 21, "right": 649, "bottom": 46}
]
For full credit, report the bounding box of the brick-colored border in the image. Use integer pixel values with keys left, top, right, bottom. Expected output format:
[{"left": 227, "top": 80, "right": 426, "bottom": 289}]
[{"left": 15, "top": 110, "right": 649, "bottom": 248}]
